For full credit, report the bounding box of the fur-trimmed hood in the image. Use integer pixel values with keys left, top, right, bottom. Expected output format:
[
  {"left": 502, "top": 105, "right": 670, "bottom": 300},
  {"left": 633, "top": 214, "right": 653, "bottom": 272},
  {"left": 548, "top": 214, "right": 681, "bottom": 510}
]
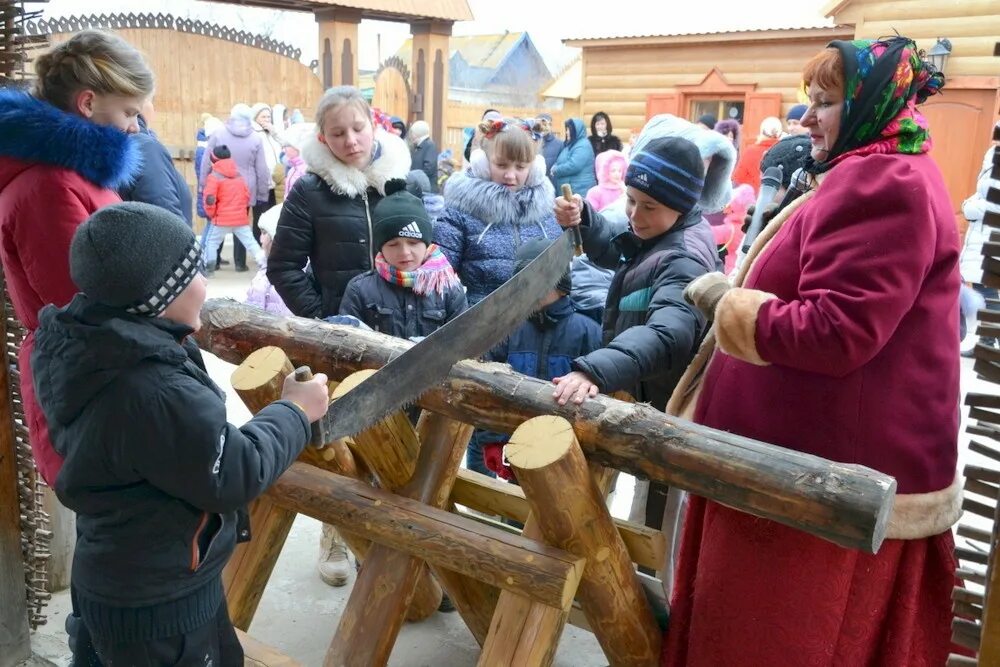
[
  {"left": 444, "top": 152, "right": 555, "bottom": 229},
  {"left": 301, "top": 128, "right": 411, "bottom": 198},
  {"left": 633, "top": 114, "right": 737, "bottom": 213},
  {"left": 0, "top": 89, "right": 140, "bottom": 190}
]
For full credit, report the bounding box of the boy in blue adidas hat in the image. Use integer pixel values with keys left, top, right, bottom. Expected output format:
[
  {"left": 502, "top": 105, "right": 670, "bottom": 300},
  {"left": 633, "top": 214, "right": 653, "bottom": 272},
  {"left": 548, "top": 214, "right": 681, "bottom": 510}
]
[{"left": 552, "top": 135, "right": 721, "bottom": 548}]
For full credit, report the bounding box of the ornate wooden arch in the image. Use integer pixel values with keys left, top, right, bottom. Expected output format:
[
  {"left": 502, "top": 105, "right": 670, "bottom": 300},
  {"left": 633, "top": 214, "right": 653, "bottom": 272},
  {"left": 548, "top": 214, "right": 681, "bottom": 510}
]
[
  {"left": 373, "top": 55, "right": 412, "bottom": 121},
  {"left": 23, "top": 12, "right": 303, "bottom": 61}
]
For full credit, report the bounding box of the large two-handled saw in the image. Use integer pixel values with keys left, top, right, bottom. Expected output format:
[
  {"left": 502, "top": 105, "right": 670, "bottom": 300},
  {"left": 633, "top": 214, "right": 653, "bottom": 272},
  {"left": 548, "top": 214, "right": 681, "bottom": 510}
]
[{"left": 303, "top": 228, "right": 576, "bottom": 443}]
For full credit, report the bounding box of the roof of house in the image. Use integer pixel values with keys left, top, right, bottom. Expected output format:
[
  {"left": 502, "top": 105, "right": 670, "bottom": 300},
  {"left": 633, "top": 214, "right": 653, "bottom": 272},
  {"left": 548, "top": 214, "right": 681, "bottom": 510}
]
[
  {"left": 394, "top": 31, "right": 527, "bottom": 70},
  {"left": 542, "top": 56, "right": 581, "bottom": 100},
  {"left": 206, "top": 0, "right": 473, "bottom": 22},
  {"left": 564, "top": 25, "right": 851, "bottom": 48}
]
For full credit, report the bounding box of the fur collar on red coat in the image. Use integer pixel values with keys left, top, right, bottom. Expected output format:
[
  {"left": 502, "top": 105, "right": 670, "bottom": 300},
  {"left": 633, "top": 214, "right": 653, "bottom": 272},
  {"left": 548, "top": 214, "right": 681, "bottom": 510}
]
[{"left": 0, "top": 89, "right": 140, "bottom": 190}]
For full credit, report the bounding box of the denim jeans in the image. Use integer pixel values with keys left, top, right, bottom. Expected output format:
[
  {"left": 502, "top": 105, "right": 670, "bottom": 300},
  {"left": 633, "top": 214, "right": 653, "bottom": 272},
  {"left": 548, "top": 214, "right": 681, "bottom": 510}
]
[{"left": 204, "top": 224, "right": 264, "bottom": 268}]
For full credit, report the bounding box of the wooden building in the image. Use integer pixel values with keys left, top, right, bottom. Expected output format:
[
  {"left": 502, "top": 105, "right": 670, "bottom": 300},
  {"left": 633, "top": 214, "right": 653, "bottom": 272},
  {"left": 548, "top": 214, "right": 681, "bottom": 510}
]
[
  {"left": 393, "top": 31, "right": 552, "bottom": 107},
  {"left": 569, "top": 3, "right": 1000, "bottom": 226}
]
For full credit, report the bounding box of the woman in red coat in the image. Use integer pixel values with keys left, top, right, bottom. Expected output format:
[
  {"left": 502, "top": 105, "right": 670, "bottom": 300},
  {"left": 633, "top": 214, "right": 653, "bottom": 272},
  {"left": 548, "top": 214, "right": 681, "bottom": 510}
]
[
  {"left": 0, "top": 30, "right": 152, "bottom": 485},
  {"left": 731, "top": 116, "right": 782, "bottom": 193},
  {"left": 668, "top": 37, "right": 959, "bottom": 665}
]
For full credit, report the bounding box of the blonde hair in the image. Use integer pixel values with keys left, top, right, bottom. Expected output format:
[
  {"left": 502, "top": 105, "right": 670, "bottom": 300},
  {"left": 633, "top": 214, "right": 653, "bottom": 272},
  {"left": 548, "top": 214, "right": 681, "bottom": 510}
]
[
  {"left": 33, "top": 30, "right": 154, "bottom": 111},
  {"left": 758, "top": 116, "right": 783, "bottom": 141},
  {"left": 478, "top": 119, "right": 538, "bottom": 164},
  {"left": 315, "top": 86, "right": 372, "bottom": 133}
]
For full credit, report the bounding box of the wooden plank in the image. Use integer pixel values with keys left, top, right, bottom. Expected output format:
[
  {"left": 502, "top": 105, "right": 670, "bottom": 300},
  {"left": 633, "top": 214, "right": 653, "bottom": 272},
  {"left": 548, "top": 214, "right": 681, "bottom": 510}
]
[
  {"left": 966, "top": 465, "right": 1000, "bottom": 485},
  {"left": 269, "top": 463, "right": 585, "bottom": 610},
  {"left": 970, "top": 439, "right": 1000, "bottom": 464},
  {"left": 957, "top": 546, "right": 991, "bottom": 566},
  {"left": 965, "top": 477, "right": 1000, "bottom": 501},
  {"left": 955, "top": 587, "right": 986, "bottom": 607},
  {"left": 968, "top": 407, "right": 1000, "bottom": 426},
  {"left": 957, "top": 523, "right": 994, "bottom": 546},
  {"left": 963, "top": 498, "right": 996, "bottom": 521},
  {"left": 958, "top": 567, "right": 988, "bottom": 586},
  {"left": 953, "top": 618, "right": 983, "bottom": 652},
  {"left": 946, "top": 655, "right": 979, "bottom": 667},
  {"left": 968, "top": 423, "right": 1000, "bottom": 443},
  {"left": 236, "top": 629, "right": 302, "bottom": 667},
  {"left": 451, "top": 468, "right": 667, "bottom": 571},
  {"left": 976, "top": 497, "right": 1000, "bottom": 663},
  {"left": 967, "top": 393, "right": 1000, "bottom": 408}
]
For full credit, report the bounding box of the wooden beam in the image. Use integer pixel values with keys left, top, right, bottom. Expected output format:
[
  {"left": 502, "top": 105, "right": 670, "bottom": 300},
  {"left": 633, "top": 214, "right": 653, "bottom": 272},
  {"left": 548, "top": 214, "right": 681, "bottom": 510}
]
[
  {"left": 268, "top": 462, "right": 585, "bottom": 610},
  {"left": 451, "top": 468, "right": 667, "bottom": 571},
  {"left": 194, "top": 300, "right": 897, "bottom": 554},
  {"left": 237, "top": 629, "right": 303, "bottom": 667},
  {"left": 0, "top": 273, "right": 29, "bottom": 667}
]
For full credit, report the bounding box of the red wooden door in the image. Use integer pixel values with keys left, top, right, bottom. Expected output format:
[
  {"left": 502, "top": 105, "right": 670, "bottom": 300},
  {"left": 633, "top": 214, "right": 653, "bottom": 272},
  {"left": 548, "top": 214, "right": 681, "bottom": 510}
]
[
  {"left": 646, "top": 93, "right": 680, "bottom": 119},
  {"left": 741, "top": 93, "right": 783, "bottom": 151},
  {"left": 921, "top": 85, "right": 1000, "bottom": 232}
]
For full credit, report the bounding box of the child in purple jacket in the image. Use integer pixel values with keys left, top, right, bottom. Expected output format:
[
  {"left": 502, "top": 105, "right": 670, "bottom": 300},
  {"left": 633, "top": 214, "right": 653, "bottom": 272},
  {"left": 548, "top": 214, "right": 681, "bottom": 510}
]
[{"left": 245, "top": 204, "right": 293, "bottom": 316}]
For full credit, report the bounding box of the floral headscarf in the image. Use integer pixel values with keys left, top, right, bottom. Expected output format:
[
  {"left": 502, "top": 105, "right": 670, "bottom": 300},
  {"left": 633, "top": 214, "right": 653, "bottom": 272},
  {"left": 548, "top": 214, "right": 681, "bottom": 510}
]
[{"left": 811, "top": 36, "right": 944, "bottom": 172}]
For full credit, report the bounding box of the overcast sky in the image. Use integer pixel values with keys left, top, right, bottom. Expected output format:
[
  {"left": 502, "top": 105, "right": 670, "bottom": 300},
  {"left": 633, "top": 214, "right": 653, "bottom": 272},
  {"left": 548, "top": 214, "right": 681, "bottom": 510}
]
[{"left": 41, "top": 0, "right": 831, "bottom": 73}]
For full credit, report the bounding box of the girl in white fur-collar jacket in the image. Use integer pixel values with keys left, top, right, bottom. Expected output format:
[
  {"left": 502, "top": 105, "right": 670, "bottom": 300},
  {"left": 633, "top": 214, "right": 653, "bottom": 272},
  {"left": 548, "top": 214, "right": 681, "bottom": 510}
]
[
  {"left": 268, "top": 87, "right": 411, "bottom": 318},
  {"left": 435, "top": 118, "right": 562, "bottom": 306}
]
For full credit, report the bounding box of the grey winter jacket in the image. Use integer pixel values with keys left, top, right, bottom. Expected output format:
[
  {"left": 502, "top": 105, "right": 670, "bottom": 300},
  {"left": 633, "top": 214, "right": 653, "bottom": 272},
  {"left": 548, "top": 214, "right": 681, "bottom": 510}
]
[
  {"left": 199, "top": 116, "right": 270, "bottom": 205},
  {"left": 410, "top": 136, "right": 439, "bottom": 193}
]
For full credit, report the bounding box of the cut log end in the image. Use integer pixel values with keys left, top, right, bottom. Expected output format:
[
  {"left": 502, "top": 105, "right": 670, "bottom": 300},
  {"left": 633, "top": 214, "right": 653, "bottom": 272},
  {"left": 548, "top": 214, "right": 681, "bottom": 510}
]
[
  {"left": 231, "top": 346, "right": 292, "bottom": 391},
  {"left": 331, "top": 368, "right": 378, "bottom": 400},
  {"left": 506, "top": 415, "right": 577, "bottom": 470}
]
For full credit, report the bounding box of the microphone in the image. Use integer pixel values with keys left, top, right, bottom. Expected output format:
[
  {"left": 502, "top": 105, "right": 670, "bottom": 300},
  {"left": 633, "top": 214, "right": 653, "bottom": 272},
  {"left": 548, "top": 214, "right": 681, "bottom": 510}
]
[
  {"left": 776, "top": 167, "right": 810, "bottom": 210},
  {"left": 741, "top": 165, "right": 784, "bottom": 256}
]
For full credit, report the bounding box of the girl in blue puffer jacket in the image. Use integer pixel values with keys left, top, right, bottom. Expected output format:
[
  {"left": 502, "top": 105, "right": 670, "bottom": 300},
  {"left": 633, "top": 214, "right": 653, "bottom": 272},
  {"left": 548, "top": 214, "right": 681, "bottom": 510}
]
[{"left": 435, "top": 118, "right": 563, "bottom": 305}]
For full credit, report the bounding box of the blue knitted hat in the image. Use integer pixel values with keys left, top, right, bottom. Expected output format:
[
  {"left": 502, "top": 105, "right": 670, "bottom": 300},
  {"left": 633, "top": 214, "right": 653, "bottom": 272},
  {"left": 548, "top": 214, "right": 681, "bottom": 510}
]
[{"left": 625, "top": 136, "right": 705, "bottom": 214}]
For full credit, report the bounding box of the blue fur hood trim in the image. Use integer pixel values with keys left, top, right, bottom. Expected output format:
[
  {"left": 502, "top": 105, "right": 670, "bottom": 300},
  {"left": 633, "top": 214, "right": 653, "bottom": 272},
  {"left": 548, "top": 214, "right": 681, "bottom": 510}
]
[
  {"left": 444, "top": 167, "right": 555, "bottom": 231},
  {"left": 0, "top": 89, "right": 140, "bottom": 189}
]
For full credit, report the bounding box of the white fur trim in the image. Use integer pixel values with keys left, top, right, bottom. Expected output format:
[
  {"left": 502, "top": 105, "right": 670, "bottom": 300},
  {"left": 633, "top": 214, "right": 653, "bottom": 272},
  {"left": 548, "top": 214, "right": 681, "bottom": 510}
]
[
  {"left": 301, "top": 128, "right": 411, "bottom": 198},
  {"left": 886, "top": 475, "right": 963, "bottom": 540},
  {"left": 632, "top": 114, "right": 737, "bottom": 213},
  {"left": 444, "top": 161, "right": 556, "bottom": 228}
]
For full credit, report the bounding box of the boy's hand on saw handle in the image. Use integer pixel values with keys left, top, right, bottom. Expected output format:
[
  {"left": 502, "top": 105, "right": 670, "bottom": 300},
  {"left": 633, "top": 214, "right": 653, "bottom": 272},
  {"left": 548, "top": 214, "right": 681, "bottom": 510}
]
[
  {"left": 282, "top": 367, "right": 330, "bottom": 423},
  {"left": 556, "top": 184, "right": 584, "bottom": 256}
]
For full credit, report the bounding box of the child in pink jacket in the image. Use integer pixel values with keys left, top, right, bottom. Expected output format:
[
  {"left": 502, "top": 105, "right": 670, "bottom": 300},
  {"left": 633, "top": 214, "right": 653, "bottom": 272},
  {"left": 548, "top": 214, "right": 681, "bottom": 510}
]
[
  {"left": 586, "top": 149, "right": 627, "bottom": 212},
  {"left": 245, "top": 204, "right": 293, "bottom": 316}
]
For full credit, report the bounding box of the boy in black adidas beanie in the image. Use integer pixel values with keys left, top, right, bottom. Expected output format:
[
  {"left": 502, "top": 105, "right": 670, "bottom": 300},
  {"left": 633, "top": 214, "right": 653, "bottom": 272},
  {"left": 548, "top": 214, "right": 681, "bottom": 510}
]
[
  {"left": 339, "top": 179, "right": 467, "bottom": 340},
  {"left": 30, "top": 202, "right": 329, "bottom": 666}
]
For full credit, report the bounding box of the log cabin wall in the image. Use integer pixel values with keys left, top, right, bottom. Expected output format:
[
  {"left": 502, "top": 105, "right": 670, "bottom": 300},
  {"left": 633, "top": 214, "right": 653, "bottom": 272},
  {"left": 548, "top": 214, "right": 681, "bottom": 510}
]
[
  {"left": 27, "top": 15, "right": 325, "bottom": 231},
  {"left": 568, "top": 27, "right": 853, "bottom": 147}
]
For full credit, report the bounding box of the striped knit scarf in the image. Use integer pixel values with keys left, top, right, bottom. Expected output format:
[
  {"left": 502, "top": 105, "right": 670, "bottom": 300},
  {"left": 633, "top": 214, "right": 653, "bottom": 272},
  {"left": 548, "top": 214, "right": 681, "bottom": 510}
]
[{"left": 375, "top": 244, "right": 461, "bottom": 296}]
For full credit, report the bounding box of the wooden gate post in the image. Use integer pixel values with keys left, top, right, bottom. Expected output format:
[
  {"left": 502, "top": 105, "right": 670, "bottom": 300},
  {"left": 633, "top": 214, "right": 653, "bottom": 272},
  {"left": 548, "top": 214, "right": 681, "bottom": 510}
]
[{"left": 507, "top": 415, "right": 662, "bottom": 667}]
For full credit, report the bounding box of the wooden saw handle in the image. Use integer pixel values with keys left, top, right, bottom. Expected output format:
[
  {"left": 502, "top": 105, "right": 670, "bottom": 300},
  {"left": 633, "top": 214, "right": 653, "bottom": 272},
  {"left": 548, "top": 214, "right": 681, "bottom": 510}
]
[{"left": 561, "top": 184, "right": 584, "bottom": 257}]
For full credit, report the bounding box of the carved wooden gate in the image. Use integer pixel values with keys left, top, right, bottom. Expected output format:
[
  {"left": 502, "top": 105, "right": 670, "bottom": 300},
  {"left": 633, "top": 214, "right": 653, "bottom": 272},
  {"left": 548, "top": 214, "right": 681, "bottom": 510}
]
[{"left": 372, "top": 55, "right": 411, "bottom": 122}]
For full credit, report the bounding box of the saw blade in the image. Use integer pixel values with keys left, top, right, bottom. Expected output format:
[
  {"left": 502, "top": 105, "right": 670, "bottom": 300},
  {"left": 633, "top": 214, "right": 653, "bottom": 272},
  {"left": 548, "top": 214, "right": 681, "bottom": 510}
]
[{"left": 321, "top": 229, "right": 576, "bottom": 440}]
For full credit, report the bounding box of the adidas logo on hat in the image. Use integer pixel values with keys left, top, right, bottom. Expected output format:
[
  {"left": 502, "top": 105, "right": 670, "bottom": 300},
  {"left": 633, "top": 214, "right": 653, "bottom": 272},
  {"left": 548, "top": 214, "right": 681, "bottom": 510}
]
[
  {"left": 634, "top": 172, "right": 649, "bottom": 186},
  {"left": 398, "top": 221, "right": 423, "bottom": 238}
]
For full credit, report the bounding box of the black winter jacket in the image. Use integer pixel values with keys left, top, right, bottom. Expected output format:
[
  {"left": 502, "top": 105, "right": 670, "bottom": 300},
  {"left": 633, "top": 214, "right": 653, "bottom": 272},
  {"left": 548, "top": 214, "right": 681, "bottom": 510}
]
[
  {"left": 31, "top": 295, "right": 309, "bottom": 638},
  {"left": 339, "top": 271, "right": 467, "bottom": 339},
  {"left": 573, "top": 203, "right": 720, "bottom": 409},
  {"left": 268, "top": 131, "right": 411, "bottom": 318}
]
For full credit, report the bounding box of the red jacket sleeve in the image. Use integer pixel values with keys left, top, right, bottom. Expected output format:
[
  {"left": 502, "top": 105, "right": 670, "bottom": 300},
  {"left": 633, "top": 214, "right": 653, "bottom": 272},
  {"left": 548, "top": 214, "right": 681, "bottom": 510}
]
[
  {"left": 203, "top": 173, "right": 219, "bottom": 220},
  {"left": 753, "top": 157, "right": 941, "bottom": 377}
]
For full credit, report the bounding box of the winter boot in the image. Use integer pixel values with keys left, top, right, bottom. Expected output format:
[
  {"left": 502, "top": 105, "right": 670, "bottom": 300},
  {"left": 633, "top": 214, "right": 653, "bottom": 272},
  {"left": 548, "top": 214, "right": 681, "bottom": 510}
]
[{"left": 318, "top": 523, "right": 351, "bottom": 587}]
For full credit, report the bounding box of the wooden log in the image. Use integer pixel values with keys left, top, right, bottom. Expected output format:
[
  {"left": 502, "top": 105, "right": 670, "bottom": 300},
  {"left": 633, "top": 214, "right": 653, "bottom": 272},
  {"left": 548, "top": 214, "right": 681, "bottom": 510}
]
[
  {"left": 958, "top": 567, "right": 988, "bottom": 587},
  {"left": 955, "top": 600, "right": 984, "bottom": 622},
  {"left": 194, "top": 300, "right": 896, "bottom": 553},
  {"left": 237, "top": 628, "right": 303, "bottom": 667},
  {"left": 955, "top": 587, "right": 986, "bottom": 607},
  {"left": 966, "top": 464, "right": 1000, "bottom": 485},
  {"left": 946, "top": 655, "right": 979, "bottom": 667},
  {"left": 957, "top": 523, "right": 993, "bottom": 546},
  {"left": 965, "top": 477, "right": 1000, "bottom": 501},
  {"left": 953, "top": 618, "right": 982, "bottom": 652},
  {"left": 451, "top": 468, "right": 667, "bottom": 571},
  {"left": 478, "top": 458, "right": 623, "bottom": 667},
  {"left": 269, "top": 462, "right": 585, "bottom": 610},
  {"left": 477, "top": 521, "right": 568, "bottom": 667},
  {"left": 0, "top": 282, "right": 29, "bottom": 665},
  {"left": 326, "top": 410, "right": 473, "bottom": 667},
  {"left": 223, "top": 347, "right": 299, "bottom": 630},
  {"left": 507, "top": 415, "right": 661, "bottom": 667},
  {"left": 957, "top": 546, "right": 990, "bottom": 566}
]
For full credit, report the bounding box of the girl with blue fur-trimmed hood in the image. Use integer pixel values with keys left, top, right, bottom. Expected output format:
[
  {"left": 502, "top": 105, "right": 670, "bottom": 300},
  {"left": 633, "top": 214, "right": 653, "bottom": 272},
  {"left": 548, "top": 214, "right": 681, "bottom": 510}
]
[
  {"left": 0, "top": 30, "right": 151, "bottom": 488},
  {"left": 435, "top": 118, "right": 563, "bottom": 306}
]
